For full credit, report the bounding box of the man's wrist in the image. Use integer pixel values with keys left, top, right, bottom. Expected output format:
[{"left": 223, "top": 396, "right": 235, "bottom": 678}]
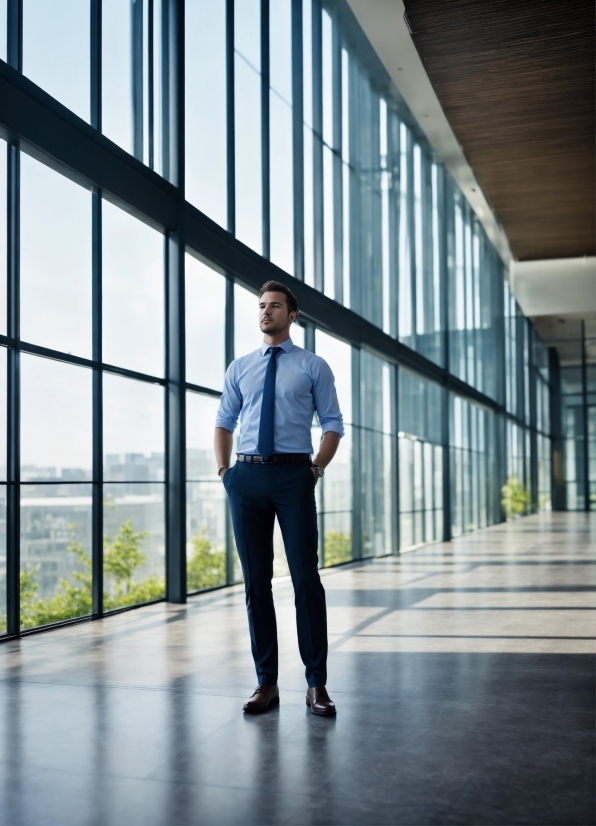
[{"left": 218, "top": 466, "right": 229, "bottom": 479}]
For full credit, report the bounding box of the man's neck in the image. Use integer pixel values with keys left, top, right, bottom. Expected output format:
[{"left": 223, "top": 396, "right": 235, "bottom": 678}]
[{"left": 263, "top": 331, "right": 291, "bottom": 347}]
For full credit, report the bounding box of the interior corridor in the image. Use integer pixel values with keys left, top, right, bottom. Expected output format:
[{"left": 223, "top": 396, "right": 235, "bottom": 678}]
[{"left": 0, "top": 512, "right": 594, "bottom": 826}]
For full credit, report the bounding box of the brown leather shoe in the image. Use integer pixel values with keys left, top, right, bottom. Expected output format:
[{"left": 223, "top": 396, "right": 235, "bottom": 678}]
[
  {"left": 306, "top": 686, "right": 336, "bottom": 716},
  {"left": 243, "top": 684, "right": 280, "bottom": 713}
]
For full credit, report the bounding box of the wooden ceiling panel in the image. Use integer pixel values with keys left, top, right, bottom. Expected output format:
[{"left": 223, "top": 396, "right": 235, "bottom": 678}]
[{"left": 403, "top": 0, "right": 595, "bottom": 260}]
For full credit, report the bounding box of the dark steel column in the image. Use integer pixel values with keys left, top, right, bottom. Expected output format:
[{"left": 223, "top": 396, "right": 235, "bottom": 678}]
[
  {"left": 147, "top": 0, "right": 155, "bottom": 170},
  {"left": 226, "top": 0, "right": 235, "bottom": 237},
  {"left": 351, "top": 347, "right": 362, "bottom": 560},
  {"left": 311, "top": 0, "right": 323, "bottom": 293},
  {"left": 528, "top": 325, "right": 538, "bottom": 512},
  {"left": 165, "top": 0, "right": 186, "bottom": 603},
  {"left": 91, "top": 193, "right": 103, "bottom": 616},
  {"left": 6, "top": 0, "right": 22, "bottom": 636},
  {"left": 331, "top": 13, "right": 343, "bottom": 304},
  {"left": 90, "top": 0, "right": 103, "bottom": 618},
  {"left": 261, "top": 0, "right": 270, "bottom": 259},
  {"left": 291, "top": 0, "right": 304, "bottom": 281},
  {"left": 131, "top": 0, "right": 144, "bottom": 162},
  {"left": 224, "top": 0, "right": 236, "bottom": 584},
  {"left": 581, "top": 320, "right": 590, "bottom": 511},
  {"left": 439, "top": 166, "right": 451, "bottom": 541},
  {"left": 224, "top": 278, "right": 235, "bottom": 584},
  {"left": 548, "top": 347, "right": 565, "bottom": 511}
]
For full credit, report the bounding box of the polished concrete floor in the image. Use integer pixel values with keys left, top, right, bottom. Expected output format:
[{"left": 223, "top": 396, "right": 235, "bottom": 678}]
[{"left": 0, "top": 512, "right": 594, "bottom": 826}]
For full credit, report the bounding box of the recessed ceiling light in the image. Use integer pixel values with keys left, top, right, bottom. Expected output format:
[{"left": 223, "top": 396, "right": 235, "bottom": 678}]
[{"left": 471, "top": 187, "right": 476, "bottom": 192}]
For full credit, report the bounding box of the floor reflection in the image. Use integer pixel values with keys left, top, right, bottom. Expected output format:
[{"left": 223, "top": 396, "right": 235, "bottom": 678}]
[{"left": 0, "top": 512, "right": 593, "bottom": 825}]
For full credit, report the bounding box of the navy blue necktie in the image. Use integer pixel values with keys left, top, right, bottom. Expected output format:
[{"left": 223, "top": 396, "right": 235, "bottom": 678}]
[{"left": 257, "top": 346, "right": 282, "bottom": 461}]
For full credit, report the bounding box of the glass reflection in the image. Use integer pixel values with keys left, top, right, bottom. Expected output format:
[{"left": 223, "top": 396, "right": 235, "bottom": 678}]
[
  {"left": 315, "top": 331, "right": 353, "bottom": 566},
  {"left": 235, "top": 0, "right": 262, "bottom": 254},
  {"left": 270, "top": 91, "right": 294, "bottom": 274},
  {"left": 0, "top": 349, "right": 5, "bottom": 480},
  {"left": 103, "top": 374, "right": 164, "bottom": 482},
  {"left": 234, "top": 284, "right": 261, "bottom": 359},
  {"left": 23, "top": 0, "right": 89, "bottom": 120},
  {"left": 398, "top": 369, "right": 442, "bottom": 550},
  {"left": 185, "top": 255, "right": 226, "bottom": 391},
  {"left": 0, "top": 0, "right": 6, "bottom": 61},
  {"left": 20, "top": 483, "right": 92, "bottom": 629},
  {"left": 103, "top": 0, "right": 165, "bottom": 174},
  {"left": 21, "top": 355, "right": 92, "bottom": 481},
  {"left": 0, "top": 140, "right": 6, "bottom": 334},
  {"left": 103, "top": 482, "right": 165, "bottom": 608},
  {"left": 20, "top": 155, "right": 91, "bottom": 357},
  {"left": 102, "top": 200, "right": 164, "bottom": 377},
  {"left": 186, "top": 0, "right": 227, "bottom": 227},
  {"left": 360, "top": 352, "right": 394, "bottom": 558},
  {"left": 186, "top": 392, "right": 226, "bottom": 592},
  {"left": 0, "top": 486, "right": 6, "bottom": 633}
]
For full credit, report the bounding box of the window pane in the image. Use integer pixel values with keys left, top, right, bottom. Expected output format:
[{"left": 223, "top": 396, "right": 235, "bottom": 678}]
[
  {"left": 102, "top": 200, "right": 164, "bottom": 376},
  {"left": 21, "top": 355, "right": 92, "bottom": 481},
  {"left": 0, "top": 0, "right": 6, "bottom": 61},
  {"left": 315, "top": 331, "right": 353, "bottom": 566},
  {"left": 103, "top": 374, "right": 164, "bottom": 481},
  {"left": 0, "top": 140, "right": 6, "bottom": 334},
  {"left": 186, "top": 255, "right": 226, "bottom": 391},
  {"left": 269, "top": 0, "right": 293, "bottom": 274},
  {"left": 0, "top": 486, "right": 6, "bottom": 632},
  {"left": 20, "top": 483, "right": 92, "bottom": 629},
  {"left": 20, "top": 155, "right": 91, "bottom": 357},
  {"left": 292, "top": 323, "right": 305, "bottom": 349},
  {"left": 0, "top": 349, "right": 5, "bottom": 480},
  {"left": 235, "top": 0, "right": 260, "bottom": 69},
  {"left": 235, "top": 56, "right": 262, "bottom": 254},
  {"left": 103, "top": 482, "right": 165, "bottom": 609},
  {"left": 103, "top": 0, "right": 165, "bottom": 175},
  {"left": 23, "top": 0, "right": 89, "bottom": 120},
  {"left": 234, "top": 284, "right": 261, "bottom": 358},
  {"left": 186, "top": 0, "right": 227, "bottom": 227},
  {"left": 186, "top": 392, "right": 226, "bottom": 592},
  {"left": 270, "top": 91, "right": 294, "bottom": 274},
  {"left": 360, "top": 352, "right": 395, "bottom": 557},
  {"left": 315, "top": 330, "right": 352, "bottom": 423}
]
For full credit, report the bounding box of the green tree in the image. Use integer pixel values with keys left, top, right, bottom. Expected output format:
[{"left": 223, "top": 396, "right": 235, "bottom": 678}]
[
  {"left": 187, "top": 527, "right": 226, "bottom": 591},
  {"left": 19, "top": 520, "right": 165, "bottom": 628},
  {"left": 501, "top": 475, "right": 531, "bottom": 520},
  {"left": 104, "top": 521, "right": 150, "bottom": 597},
  {"left": 324, "top": 531, "right": 352, "bottom": 567}
]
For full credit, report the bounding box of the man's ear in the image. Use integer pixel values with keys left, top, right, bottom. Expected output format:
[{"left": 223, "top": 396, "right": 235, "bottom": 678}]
[{"left": 289, "top": 310, "right": 297, "bottom": 324}]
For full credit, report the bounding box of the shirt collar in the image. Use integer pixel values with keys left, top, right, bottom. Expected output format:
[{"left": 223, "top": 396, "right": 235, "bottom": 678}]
[{"left": 260, "top": 337, "right": 294, "bottom": 356}]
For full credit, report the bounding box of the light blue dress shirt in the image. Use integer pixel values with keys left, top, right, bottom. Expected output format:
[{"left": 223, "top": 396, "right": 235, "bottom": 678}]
[{"left": 215, "top": 337, "right": 344, "bottom": 455}]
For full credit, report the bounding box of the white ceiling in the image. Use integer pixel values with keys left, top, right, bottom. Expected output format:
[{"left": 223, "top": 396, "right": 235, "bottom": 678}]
[{"left": 511, "top": 257, "right": 596, "bottom": 317}]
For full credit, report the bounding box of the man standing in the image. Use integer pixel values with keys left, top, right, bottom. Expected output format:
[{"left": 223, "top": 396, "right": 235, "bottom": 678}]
[{"left": 214, "top": 280, "right": 343, "bottom": 716}]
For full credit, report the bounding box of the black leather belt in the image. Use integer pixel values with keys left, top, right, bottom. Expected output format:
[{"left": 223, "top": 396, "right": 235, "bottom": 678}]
[{"left": 236, "top": 453, "right": 311, "bottom": 464}]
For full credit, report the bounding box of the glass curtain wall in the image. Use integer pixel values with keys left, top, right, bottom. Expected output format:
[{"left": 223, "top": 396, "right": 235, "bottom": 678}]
[
  {"left": 0, "top": 1, "right": 554, "bottom": 635},
  {"left": 561, "top": 367, "right": 587, "bottom": 510},
  {"left": 398, "top": 369, "right": 443, "bottom": 550},
  {"left": 450, "top": 394, "right": 497, "bottom": 537},
  {"left": 314, "top": 331, "right": 353, "bottom": 566},
  {"left": 0, "top": 142, "right": 167, "bottom": 634},
  {"left": 533, "top": 332, "right": 551, "bottom": 510},
  {"left": 358, "top": 351, "right": 396, "bottom": 558},
  {"left": 447, "top": 183, "right": 504, "bottom": 399}
]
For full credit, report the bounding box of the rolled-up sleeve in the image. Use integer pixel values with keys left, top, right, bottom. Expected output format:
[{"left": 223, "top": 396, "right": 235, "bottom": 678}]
[
  {"left": 215, "top": 363, "right": 243, "bottom": 433},
  {"left": 312, "top": 358, "right": 344, "bottom": 438}
]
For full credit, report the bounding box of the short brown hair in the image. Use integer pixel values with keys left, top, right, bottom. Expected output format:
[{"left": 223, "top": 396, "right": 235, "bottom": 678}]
[{"left": 259, "top": 280, "right": 299, "bottom": 314}]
